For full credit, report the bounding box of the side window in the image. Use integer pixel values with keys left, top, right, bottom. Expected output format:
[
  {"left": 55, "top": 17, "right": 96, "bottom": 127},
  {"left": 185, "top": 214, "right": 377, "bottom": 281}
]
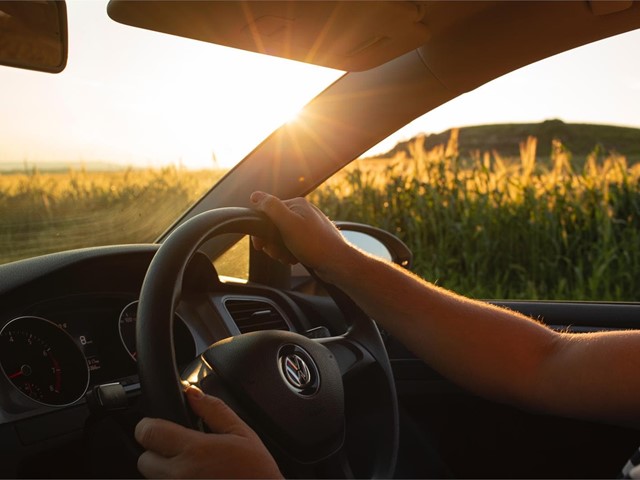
[
  {"left": 311, "top": 130, "right": 639, "bottom": 301},
  {"left": 309, "top": 31, "right": 640, "bottom": 302}
]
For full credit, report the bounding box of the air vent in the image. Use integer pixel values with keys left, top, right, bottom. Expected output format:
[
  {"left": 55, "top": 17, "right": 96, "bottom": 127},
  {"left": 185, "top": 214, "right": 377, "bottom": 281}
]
[{"left": 224, "top": 299, "right": 290, "bottom": 334}]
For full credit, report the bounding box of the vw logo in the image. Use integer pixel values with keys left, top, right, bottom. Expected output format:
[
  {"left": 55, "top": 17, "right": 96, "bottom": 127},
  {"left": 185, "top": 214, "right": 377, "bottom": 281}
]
[
  {"left": 278, "top": 346, "right": 320, "bottom": 395},
  {"left": 282, "top": 353, "right": 312, "bottom": 389}
]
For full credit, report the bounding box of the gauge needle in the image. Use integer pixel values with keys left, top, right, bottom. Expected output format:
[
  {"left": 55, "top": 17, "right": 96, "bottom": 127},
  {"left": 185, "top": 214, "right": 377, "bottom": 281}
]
[{"left": 8, "top": 371, "right": 23, "bottom": 379}]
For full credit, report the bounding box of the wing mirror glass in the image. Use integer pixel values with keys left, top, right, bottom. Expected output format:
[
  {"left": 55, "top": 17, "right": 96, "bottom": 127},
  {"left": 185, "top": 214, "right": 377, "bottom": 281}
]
[
  {"left": 0, "top": 0, "right": 68, "bottom": 73},
  {"left": 341, "top": 231, "right": 393, "bottom": 262},
  {"left": 335, "top": 222, "right": 413, "bottom": 270}
]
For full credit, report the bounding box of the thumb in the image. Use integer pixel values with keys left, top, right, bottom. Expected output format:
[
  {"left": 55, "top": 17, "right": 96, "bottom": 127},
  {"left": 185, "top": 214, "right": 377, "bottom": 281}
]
[{"left": 185, "top": 385, "right": 253, "bottom": 437}]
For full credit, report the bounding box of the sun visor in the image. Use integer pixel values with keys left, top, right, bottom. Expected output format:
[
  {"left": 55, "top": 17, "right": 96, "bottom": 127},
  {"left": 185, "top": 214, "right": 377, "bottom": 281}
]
[{"left": 107, "top": 1, "right": 430, "bottom": 71}]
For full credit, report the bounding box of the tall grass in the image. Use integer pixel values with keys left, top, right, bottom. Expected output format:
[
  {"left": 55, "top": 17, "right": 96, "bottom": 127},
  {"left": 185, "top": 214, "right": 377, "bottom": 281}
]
[
  {"left": 0, "top": 167, "right": 223, "bottom": 264},
  {"left": 2, "top": 133, "right": 638, "bottom": 301},
  {"left": 311, "top": 132, "right": 640, "bottom": 301}
]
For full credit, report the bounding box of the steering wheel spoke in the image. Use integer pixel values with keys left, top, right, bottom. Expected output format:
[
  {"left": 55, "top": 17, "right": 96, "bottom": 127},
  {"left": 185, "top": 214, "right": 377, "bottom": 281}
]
[{"left": 317, "top": 335, "right": 376, "bottom": 379}]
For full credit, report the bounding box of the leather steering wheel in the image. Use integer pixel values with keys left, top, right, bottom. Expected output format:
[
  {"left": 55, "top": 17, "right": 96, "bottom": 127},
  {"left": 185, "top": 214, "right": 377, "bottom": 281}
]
[{"left": 136, "top": 207, "right": 398, "bottom": 478}]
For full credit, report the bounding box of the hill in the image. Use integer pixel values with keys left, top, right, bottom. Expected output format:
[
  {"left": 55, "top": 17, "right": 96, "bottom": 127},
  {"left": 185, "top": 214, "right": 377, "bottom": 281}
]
[{"left": 374, "top": 119, "right": 640, "bottom": 163}]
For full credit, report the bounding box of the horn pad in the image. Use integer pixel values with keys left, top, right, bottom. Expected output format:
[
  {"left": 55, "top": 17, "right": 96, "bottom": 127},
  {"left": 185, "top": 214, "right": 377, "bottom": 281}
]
[{"left": 202, "top": 330, "right": 345, "bottom": 461}]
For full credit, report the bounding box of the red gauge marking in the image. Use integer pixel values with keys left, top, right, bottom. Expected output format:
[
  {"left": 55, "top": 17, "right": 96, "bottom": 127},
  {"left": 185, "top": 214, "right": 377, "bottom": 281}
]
[
  {"left": 50, "top": 354, "right": 62, "bottom": 392},
  {"left": 8, "top": 371, "right": 23, "bottom": 379}
]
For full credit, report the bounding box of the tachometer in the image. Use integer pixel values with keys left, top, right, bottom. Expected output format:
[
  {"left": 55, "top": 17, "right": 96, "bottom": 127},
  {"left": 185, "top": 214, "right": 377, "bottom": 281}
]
[
  {"left": 0, "top": 316, "right": 89, "bottom": 409},
  {"left": 118, "top": 301, "right": 195, "bottom": 364}
]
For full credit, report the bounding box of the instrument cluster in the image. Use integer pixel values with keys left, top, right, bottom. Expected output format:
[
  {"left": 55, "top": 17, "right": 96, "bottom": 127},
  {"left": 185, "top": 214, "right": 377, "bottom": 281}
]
[{"left": 0, "top": 294, "right": 195, "bottom": 412}]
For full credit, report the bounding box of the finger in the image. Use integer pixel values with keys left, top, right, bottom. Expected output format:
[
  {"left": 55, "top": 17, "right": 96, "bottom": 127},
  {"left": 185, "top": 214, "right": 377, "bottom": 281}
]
[
  {"left": 250, "top": 191, "right": 302, "bottom": 228},
  {"left": 251, "top": 234, "right": 298, "bottom": 264},
  {"left": 262, "top": 244, "right": 298, "bottom": 264},
  {"left": 185, "top": 386, "right": 254, "bottom": 437},
  {"left": 250, "top": 192, "right": 300, "bottom": 259},
  {"left": 251, "top": 235, "right": 266, "bottom": 252},
  {"left": 137, "top": 450, "right": 178, "bottom": 479},
  {"left": 135, "top": 417, "right": 197, "bottom": 457}
]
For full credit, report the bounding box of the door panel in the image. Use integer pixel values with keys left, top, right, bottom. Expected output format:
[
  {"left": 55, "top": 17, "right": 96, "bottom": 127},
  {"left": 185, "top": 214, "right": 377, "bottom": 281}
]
[{"left": 390, "top": 301, "right": 640, "bottom": 478}]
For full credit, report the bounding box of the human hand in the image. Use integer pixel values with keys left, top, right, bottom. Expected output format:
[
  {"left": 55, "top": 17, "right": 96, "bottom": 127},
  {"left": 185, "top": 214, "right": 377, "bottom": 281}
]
[
  {"left": 135, "top": 385, "right": 282, "bottom": 479},
  {"left": 249, "top": 192, "right": 353, "bottom": 282}
]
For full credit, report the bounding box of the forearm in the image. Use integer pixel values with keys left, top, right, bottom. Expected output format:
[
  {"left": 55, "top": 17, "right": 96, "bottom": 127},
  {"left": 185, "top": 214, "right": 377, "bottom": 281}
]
[
  {"left": 324, "top": 246, "right": 563, "bottom": 407},
  {"left": 326, "top": 247, "right": 640, "bottom": 425}
]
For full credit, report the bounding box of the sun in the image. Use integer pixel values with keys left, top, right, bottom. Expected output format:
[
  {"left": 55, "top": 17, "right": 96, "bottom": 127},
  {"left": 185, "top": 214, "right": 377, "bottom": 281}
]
[
  {"left": 155, "top": 47, "right": 342, "bottom": 168},
  {"left": 281, "top": 105, "right": 304, "bottom": 125}
]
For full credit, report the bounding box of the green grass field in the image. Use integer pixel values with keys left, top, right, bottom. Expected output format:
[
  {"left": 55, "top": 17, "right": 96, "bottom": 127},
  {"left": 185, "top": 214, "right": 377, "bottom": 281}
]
[{"left": 1, "top": 131, "right": 639, "bottom": 301}]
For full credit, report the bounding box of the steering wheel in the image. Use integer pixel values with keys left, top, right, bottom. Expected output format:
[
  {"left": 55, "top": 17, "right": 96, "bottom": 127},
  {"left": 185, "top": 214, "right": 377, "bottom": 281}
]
[{"left": 136, "top": 207, "right": 398, "bottom": 478}]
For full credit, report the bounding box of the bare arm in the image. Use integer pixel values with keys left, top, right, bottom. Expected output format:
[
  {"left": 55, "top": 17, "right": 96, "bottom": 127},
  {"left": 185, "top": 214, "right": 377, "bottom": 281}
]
[{"left": 251, "top": 192, "right": 640, "bottom": 427}]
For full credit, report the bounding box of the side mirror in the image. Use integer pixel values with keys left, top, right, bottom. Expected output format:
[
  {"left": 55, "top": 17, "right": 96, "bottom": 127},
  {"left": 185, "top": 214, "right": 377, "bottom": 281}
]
[
  {"left": 0, "top": 0, "right": 68, "bottom": 73},
  {"left": 335, "top": 222, "right": 413, "bottom": 270},
  {"left": 288, "top": 221, "right": 413, "bottom": 295}
]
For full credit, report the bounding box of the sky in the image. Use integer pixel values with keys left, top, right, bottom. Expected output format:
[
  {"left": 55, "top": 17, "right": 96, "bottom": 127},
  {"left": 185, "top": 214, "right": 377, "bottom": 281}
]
[
  {"left": 1, "top": 1, "right": 639, "bottom": 169},
  {"left": 368, "top": 25, "right": 640, "bottom": 156}
]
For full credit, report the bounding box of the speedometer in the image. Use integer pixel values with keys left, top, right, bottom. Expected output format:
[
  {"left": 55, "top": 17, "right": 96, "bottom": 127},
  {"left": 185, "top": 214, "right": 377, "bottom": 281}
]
[{"left": 0, "top": 316, "right": 89, "bottom": 409}]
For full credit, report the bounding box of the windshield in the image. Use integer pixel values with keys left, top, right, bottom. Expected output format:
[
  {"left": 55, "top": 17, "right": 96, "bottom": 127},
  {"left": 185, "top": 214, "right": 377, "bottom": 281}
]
[{"left": 0, "top": 0, "right": 343, "bottom": 265}]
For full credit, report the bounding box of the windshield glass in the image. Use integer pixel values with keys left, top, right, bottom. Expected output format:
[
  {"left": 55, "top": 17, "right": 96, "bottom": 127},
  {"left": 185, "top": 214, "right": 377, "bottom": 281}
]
[{"left": 0, "top": 0, "right": 343, "bottom": 265}]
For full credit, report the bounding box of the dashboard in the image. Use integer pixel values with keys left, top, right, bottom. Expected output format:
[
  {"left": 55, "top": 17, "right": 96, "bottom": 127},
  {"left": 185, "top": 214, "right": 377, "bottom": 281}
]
[
  {"left": 3, "top": 244, "right": 639, "bottom": 479},
  {"left": 0, "top": 244, "right": 330, "bottom": 478}
]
